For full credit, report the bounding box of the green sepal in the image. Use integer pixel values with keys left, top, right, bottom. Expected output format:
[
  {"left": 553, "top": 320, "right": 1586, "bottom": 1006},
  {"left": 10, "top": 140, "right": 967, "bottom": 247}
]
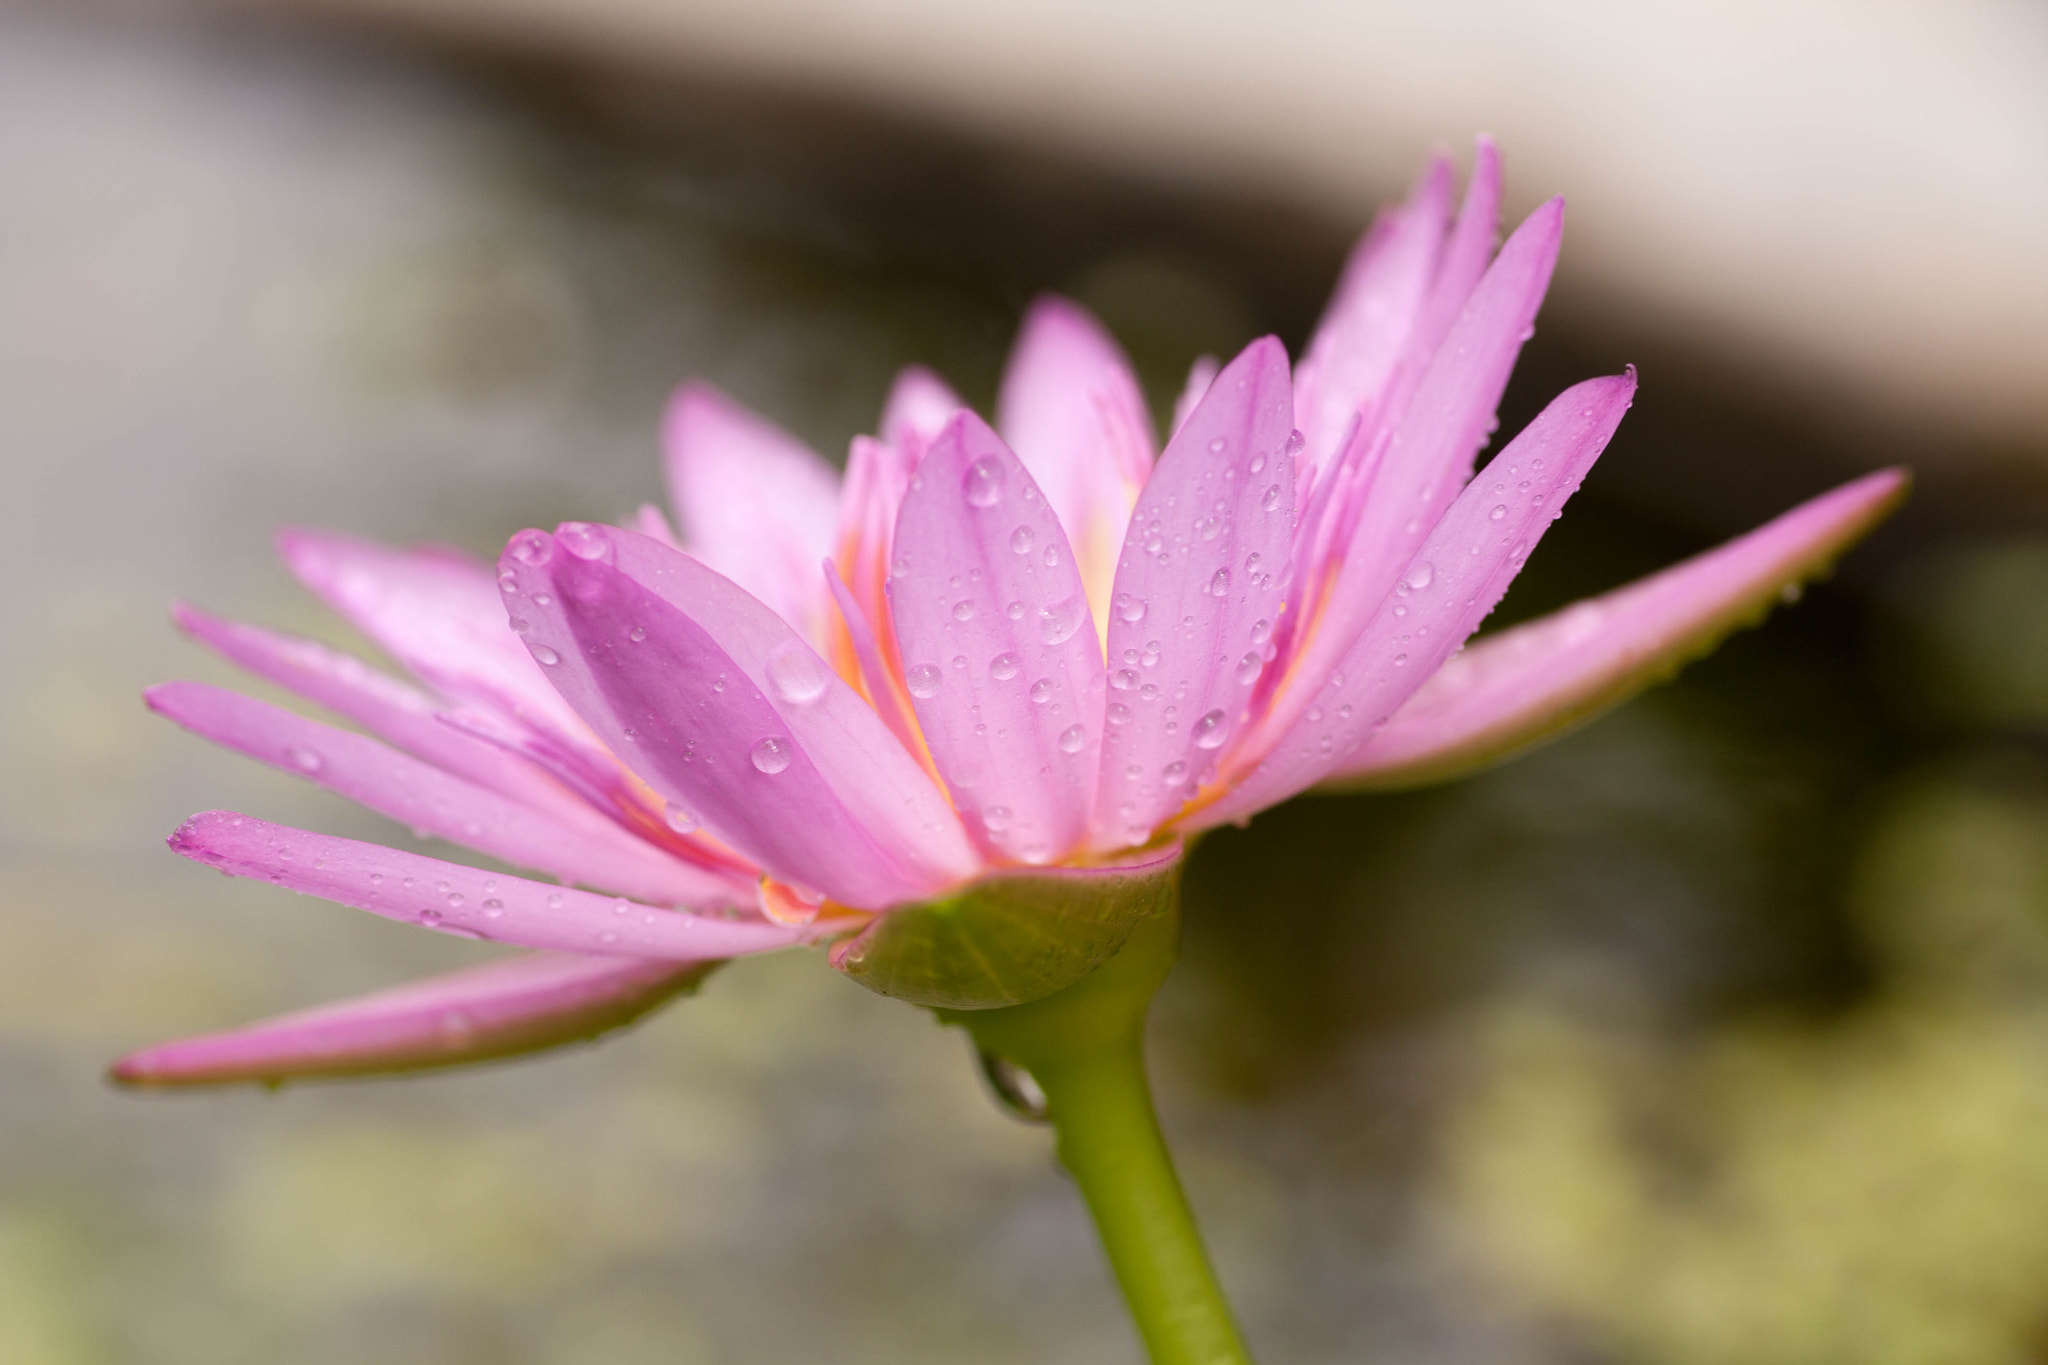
[{"left": 830, "top": 841, "right": 1183, "bottom": 1010}]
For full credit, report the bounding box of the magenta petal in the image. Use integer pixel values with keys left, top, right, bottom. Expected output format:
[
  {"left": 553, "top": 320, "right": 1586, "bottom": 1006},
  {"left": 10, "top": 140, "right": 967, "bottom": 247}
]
[
  {"left": 172, "top": 602, "right": 602, "bottom": 828},
  {"left": 110, "top": 951, "right": 714, "bottom": 1087},
  {"left": 1293, "top": 155, "right": 1452, "bottom": 473},
  {"left": 662, "top": 382, "right": 843, "bottom": 645},
  {"left": 1328, "top": 468, "right": 1911, "bottom": 790},
  {"left": 1093, "top": 338, "right": 1296, "bottom": 846},
  {"left": 1201, "top": 371, "right": 1635, "bottom": 827},
  {"left": 1171, "top": 355, "right": 1220, "bottom": 439},
  {"left": 278, "top": 529, "right": 588, "bottom": 740},
  {"left": 996, "top": 297, "right": 1156, "bottom": 611},
  {"left": 169, "top": 811, "right": 806, "bottom": 957},
  {"left": 1412, "top": 137, "right": 1504, "bottom": 361},
  {"left": 1273, "top": 199, "right": 1567, "bottom": 730},
  {"left": 890, "top": 411, "right": 1105, "bottom": 863},
  {"left": 146, "top": 682, "right": 743, "bottom": 908},
  {"left": 499, "top": 524, "right": 977, "bottom": 907},
  {"left": 880, "top": 364, "right": 965, "bottom": 460}
]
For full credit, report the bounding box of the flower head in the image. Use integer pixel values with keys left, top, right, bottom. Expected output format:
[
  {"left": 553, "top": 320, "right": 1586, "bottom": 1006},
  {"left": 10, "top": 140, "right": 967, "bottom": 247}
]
[{"left": 116, "top": 141, "right": 1905, "bottom": 1085}]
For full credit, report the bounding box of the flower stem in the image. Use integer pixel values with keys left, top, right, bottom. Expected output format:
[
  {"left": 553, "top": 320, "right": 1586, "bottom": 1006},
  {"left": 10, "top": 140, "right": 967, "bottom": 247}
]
[{"left": 946, "top": 910, "right": 1255, "bottom": 1365}]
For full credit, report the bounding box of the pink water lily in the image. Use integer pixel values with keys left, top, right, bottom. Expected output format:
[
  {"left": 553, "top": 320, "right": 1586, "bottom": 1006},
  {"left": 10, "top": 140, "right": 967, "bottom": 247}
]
[{"left": 115, "top": 141, "right": 1905, "bottom": 1086}]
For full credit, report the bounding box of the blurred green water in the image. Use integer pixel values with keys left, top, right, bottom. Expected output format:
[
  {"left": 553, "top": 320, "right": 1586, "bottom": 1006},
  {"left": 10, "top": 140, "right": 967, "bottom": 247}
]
[{"left": 3, "top": 7, "right": 2047, "bottom": 1364}]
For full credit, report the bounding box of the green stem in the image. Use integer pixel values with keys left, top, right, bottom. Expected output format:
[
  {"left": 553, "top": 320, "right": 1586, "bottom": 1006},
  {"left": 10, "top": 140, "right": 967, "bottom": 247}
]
[{"left": 944, "top": 911, "right": 1255, "bottom": 1365}]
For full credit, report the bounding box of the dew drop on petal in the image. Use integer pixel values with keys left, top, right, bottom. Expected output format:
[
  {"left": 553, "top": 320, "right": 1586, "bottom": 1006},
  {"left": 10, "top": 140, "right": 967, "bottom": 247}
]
[
  {"left": 1111, "top": 668, "right": 1137, "bottom": 691},
  {"left": 1402, "top": 561, "right": 1435, "bottom": 593},
  {"left": 1162, "top": 759, "right": 1188, "bottom": 784},
  {"left": 284, "top": 745, "right": 323, "bottom": 773},
  {"left": 952, "top": 599, "right": 977, "bottom": 622},
  {"left": 1489, "top": 504, "right": 1508, "bottom": 522},
  {"left": 1113, "top": 592, "right": 1147, "bottom": 624},
  {"left": 982, "top": 806, "right": 1013, "bottom": 833},
  {"left": 766, "top": 641, "right": 832, "bottom": 705},
  {"left": 1029, "top": 678, "right": 1055, "bottom": 704},
  {"left": 1037, "top": 595, "right": 1085, "bottom": 645},
  {"left": 989, "top": 652, "right": 1021, "bottom": 681},
  {"left": 507, "top": 529, "right": 553, "bottom": 566},
  {"left": 906, "top": 664, "right": 943, "bottom": 698},
  {"left": 1106, "top": 702, "right": 1131, "bottom": 727},
  {"left": 963, "top": 455, "right": 1006, "bottom": 507},
  {"left": 628, "top": 625, "right": 647, "bottom": 642},
  {"left": 664, "top": 803, "right": 700, "bottom": 834},
  {"left": 1234, "top": 651, "right": 1262, "bottom": 685},
  {"left": 1249, "top": 450, "right": 1268, "bottom": 474},
  {"left": 1261, "top": 484, "right": 1281, "bottom": 512},
  {"left": 481, "top": 899, "right": 504, "bottom": 918},
  {"left": 1208, "top": 567, "right": 1231, "bottom": 598},
  {"left": 1057, "top": 724, "right": 1087, "bottom": 754},
  {"left": 1192, "top": 709, "right": 1230, "bottom": 749},
  {"left": 1010, "top": 525, "right": 1034, "bottom": 556},
  {"left": 530, "top": 644, "right": 560, "bottom": 666},
  {"left": 750, "top": 737, "right": 793, "bottom": 774},
  {"left": 1208, "top": 436, "right": 1227, "bottom": 454},
  {"left": 557, "top": 521, "right": 611, "bottom": 560},
  {"left": 1006, "top": 600, "right": 1026, "bottom": 621}
]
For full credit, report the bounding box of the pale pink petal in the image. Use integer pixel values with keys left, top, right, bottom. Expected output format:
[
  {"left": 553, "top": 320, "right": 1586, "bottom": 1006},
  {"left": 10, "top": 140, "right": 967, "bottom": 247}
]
[
  {"left": 173, "top": 602, "right": 603, "bottom": 830},
  {"left": 169, "top": 811, "right": 806, "bottom": 957},
  {"left": 278, "top": 529, "right": 588, "bottom": 741},
  {"left": 1093, "top": 338, "right": 1296, "bottom": 846},
  {"left": 1293, "top": 155, "right": 1452, "bottom": 473},
  {"left": 889, "top": 411, "right": 1105, "bottom": 863},
  {"left": 1412, "top": 137, "right": 1504, "bottom": 360},
  {"left": 662, "top": 382, "right": 842, "bottom": 645},
  {"left": 1261, "top": 200, "right": 1566, "bottom": 746},
  {"left": 880, "top": 364, "right": 965, "bottom": 460},
  {"left": 110, "top": 951, "right": 714, "bottom": 1087},
  {"left": 1327, "top": 468, "right": 1911, "bottom": 790},
  {"left": 1199, "top": 371, "right": 1635, "bottom": 827},
  {"left": 630, "top": 503, "right": 681, "bottom": 546},
  {"left": 498, "top": 523, "right": 978, "bottom": 907},
  {"left": 823, "top": 561, "right": 925, "bottom": 760},
  {"left": 996, "top": 297, "right": 1156, "bottom": 620},
  {"left": 1171, "top": 355, "right": 1220, "bottom": 439},
  {"left": 147, "top": 682, "right": 745, "bottom": 908}
]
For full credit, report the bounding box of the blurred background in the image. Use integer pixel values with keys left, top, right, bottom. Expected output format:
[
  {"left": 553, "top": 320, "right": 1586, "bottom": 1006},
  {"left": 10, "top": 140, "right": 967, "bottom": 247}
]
[{"left": 4, "top": 0, "right": 2047, "bottom": 1361}]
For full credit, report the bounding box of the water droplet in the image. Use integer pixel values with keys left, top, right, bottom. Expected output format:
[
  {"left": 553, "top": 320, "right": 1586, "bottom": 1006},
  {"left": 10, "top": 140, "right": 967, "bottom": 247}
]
[
  {"left": 1235, "top": 651, "right": 1262, "bottom": 685},
  {"left": 766, "top": 641, "right": 832, "bottom": 705},
  {"left": 1113, "top": 592, "right": 1147, "bottom": 624},
  {"left": 283, "top": 745, "right": 323, "bottom": 773},
  {"left": 1111, "top": 668, "right": 1137, "bottom": 691},
  {"left": 557, "top": 521, "right": 611, "bottom": 560},
  {"left": 1009, "top": 525, "right": 1034, "bottom": 555},
  {"left": 1162, "top": 759, "right": 1188, "bottom": 783},
  {"left": 1192, "top": 709, "right": 1230, "bottom": 749},
  {"left": 1250, "top": 618, "right": 1272, "bottom": 645},
  {"left": 1208, "top": 567, "right": 1231, "bottom": 597},
  {"left": 1261, "top": 484, "right": 1281, "bottom": 512},
  {"left": 1058, "top": 724, "right": 1087, "bottom": 754},
  {"left": 545, "top": 891, "right": 564, "bottom": 909},
  {"left": 1037, "top": 595, "right": 1085, "bottom": 645},
  {"left": 1042, "top": 545, "right": 1061, "bottom": 569},
  {"left": 664, "top": 803, "right": 700, "bottom": 834},
  {"left": 1006, "top": 600, "right": 1026, "bottom": 620},
  {"left": 1138, "top": 682, "right": 1160, "bottom": 702},
  {"left": 1249, "top": 450, "right": 1268, "bottom": 474},
  {"left": 983, "top": 806, "right": 1013, "bottom": 833},
  {"left": 906, "top": 664, "right": 943, "bottom": 698},
  {"left": 530, "top": 644, "right": 560, "bottom": 666},
  {"left": 508, "top": 616, "right": 530, "bottom": 634},
  {"left": 750, "top": 737, "right": 793, "bottom": 774},
  {"left": 989, "top": 652, "right": 1021, "bottom": 681},
  {"left": 507, "top": 529, "right": 553, "bottom": 566},
  {"left": 1489, "top": 504, "right": 1508, "bottom": 521},
  {"left": 1106, "top": 702, "right": 1131, "bottom": 727},
  {"left": 1392, "top": 653, "right": 1408, "bottom": 667},
  {"left": 628, "top": 625, "right": 647, "bottom": 642},
  {"left": 1208, "top": 436, "right": 1228, "bottom": 454},
  {"left": 952, "top": 599, "right": 977, "bottom": 622},
  {"left": 1401, "top": 561, "right": 1435, "bottom": 593},
  {"left": 963, "top": 454, "right": 1006, "bottom": 507},
  {"left": 482, "top": 899, "right": 504, "bottom": 918},
  {"left": 1029, "top": 678, "right": 1055, "bottom": 704}
]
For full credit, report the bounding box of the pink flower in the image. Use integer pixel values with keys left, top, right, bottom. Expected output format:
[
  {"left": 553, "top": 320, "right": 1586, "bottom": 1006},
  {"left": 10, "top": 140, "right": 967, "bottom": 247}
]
[{"left": 115, "top": 142, "right": 1905, "bottom": 1086}]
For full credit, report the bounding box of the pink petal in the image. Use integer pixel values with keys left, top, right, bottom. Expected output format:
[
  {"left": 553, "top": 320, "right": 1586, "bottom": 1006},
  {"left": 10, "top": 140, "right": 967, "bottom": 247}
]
[
  {"left": 1412, "top": 137, "right": 1504, "bottom": 361},
  {"left": 1265, "top": 199, "right": 1566, "bottom": 744},
  {"left": 1093, "top": 338, "right": 1296, "bottom": 846},
  {"left": 889, "top": 411, "right": 1105, "bottom": 864},
  {"left": 1293, "top": 155, "right": 1453, "bottom": 473},
  {"left": 110, "top": 951, "right": 714, "bottom": 1087},
  {"left": 169, "top": 811, "right": 807, "bottom": 957},
  {"left": 147, "top": 682, "right": 744, "bottom": 908},
  {"left": 1199, "top": 371, "right": 1635, "bottom": 827},
  {"left": 498, "top": 523, "right": 978, "bottom": 907},
  {"left": 880, "top": 364, "right": 965, "bottom": 460},
  {"left": 1171, "top": 355, "right": 1220, "bottom": 439},
  {"left": 172, "top": 602, "right": 604, "bottom": 830},
  {"left": 996, "top": 297, "right": 1156, "bottom": 618},
  {"left": 1328, "top": 468, "right": 1911, "bottom": 790},
  {"left": 278, "top": 529, "right": 588, "bottom": 741},
  {"left": 662, "top": 382, "right": 842, "bottom": 646}
]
